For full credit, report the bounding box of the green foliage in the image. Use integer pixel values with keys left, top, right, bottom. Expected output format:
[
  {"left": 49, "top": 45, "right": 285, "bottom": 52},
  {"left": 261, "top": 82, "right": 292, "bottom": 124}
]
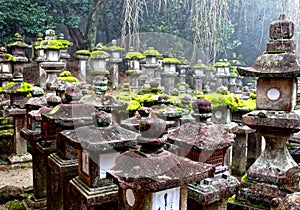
[
  {"left": 5, "top": 200, "right": 25, "bottom": 210},
  {"left": 0, "top": 0, "right": 56, "bottom": 44}
]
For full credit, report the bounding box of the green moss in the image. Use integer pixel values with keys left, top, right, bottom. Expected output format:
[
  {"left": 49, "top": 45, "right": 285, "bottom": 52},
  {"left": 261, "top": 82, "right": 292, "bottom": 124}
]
[
  {"left": 38, "top": 40, "right": 64, "bottom": 50},
  {"left": 162, "top": 57, "right": 181, "bottom": 64},
  {"left": 57, "top": 39, "right": 73, "bottom": 48},
  {"left": 90, "top": 50, "right": 110, "bottom": 58},
  {"left": 125, "top": 70, "right": 142, "bottom": 75},
  {"left": 7, "top": 41, "right": 30, "bottom": 48},
  {"left": 264, "top": 49, "right": 286, "bottom": 54},
  {"left": 194, "top": 62, "right": 211, "bottom": 70},
  {"left": 214, "top": 59, "right": 231, "bottom": 67},
  {"left": 0, "top": 82, "right": 33, "bottom": 93},
  {"left": 107, "top": 45, "right": 124, "bottom": 51},
  {"left": 74, "top": 50, "right": 91, "bottom": 56},
  {"left": 127, "top": 100, "right": 141, "bottom": 111},
  {"left": 143, "top": 47, "right": 162, "bottom": 57},
  {"left": 125, "top": 51, "right": 145, "bottom": 60},
  {"left": 57, "top": 76, "right": 79, "bottom": 83},
  {"left": 5, "top": 200, "right": 25, "bottom": 210},
  {"left": 0, "top": 53, "right": 16, "bottom": 62},
  {"left": 59, "top": 71, "right": 71, "bottom": 77},
  {"left": 197, "top": 93, "right": 256, "bottom": 112}
]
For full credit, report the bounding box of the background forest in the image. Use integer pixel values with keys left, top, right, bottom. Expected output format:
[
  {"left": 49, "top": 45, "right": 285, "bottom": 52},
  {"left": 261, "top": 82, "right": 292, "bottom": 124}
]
[{"left": 0, "top": 0, "right": 299, "bottom": 65}]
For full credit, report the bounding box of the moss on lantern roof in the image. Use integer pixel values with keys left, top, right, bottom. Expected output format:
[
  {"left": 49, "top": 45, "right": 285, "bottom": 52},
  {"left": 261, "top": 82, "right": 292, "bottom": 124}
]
[
  {"left": 7, "top": 41, "right": 30, "bottom": 48},
  {"left": 74, "top": 50, "right": 91, "bottom": 56},
  {"left": 90, "top": 50, "right": 110, "bottom": 58},
  {"left": 107, "top": 45, "right": 124, "bottom": 51},
  {"left": 57, "top": 39, "right": 73, "bottom": 48},
  {"left": 193, "top": 62, "right": 211, "bottom": 70},
  {"left": 125, "top": 51, "right": 145, "bottom": 60},
  {"left": 214, "top": 59, "right": 231, "bottom": 67},
  {"left": 197, "top": 93, "right": 256, "bottom": 113},
  {"left": 0, "top": 82, "right": 33, "bottom": 93},
  {"left": 37, "top": 40, "right": 64, "bottom": 50},
  {"left": 162, "top": 57, "right": 182, "bottom": 64},
  {"left": 0, "top": 53, "right": 16, "bottom": 62},
  {"left": 143, "top": 47, "right": 162, "bottom": 57}
]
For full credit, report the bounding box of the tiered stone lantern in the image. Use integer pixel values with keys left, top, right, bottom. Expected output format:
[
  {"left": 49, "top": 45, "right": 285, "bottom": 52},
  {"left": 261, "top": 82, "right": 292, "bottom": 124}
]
[
  {"left": 7, "top": 32, "right": 30, "bottom": 63},
  {"left": 0, "top": 47, "right": 15, "bottom": 87},
  {"left": 228, "top": 14, "right": 300, "bottom": 209},
  {"left": 39, "top": 30, "right": 65, "bottom": 88},
  {"left": 107, "top": 111, "right": 215, "bottom": 210},
  {"left": 214, "top": 59, "right": 231, "bottom": 89},
  {"left": 67, "top": 112, "right": 140, "bottom": 209},
  {"left": 57, "top": 33, "right": 72, "bottom": 63},
  {"left": 161, "top": 57, "right": 181, "bottom": 94},
  {"left": 107, "top": 39, "right": 123, "bottom": 86},
  {"left": 193, "top": 60, "right": 208, "bottom": 93},
  {"left": 125, "top": 48, "right": 145, "bottom": 93},
  {"left": 177, "top": 58, "right": 190, "bottom": 85},
  {"left": 140, "top": 47, "right": 162, "bottom": 88},
  {"left": 89, "top": 42, "right": 110, "bottom": 81}
]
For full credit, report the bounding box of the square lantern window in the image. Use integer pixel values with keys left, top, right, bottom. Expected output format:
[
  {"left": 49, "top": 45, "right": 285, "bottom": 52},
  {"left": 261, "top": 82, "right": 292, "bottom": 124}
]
[
  {"left": 46, "top": 50, "right": 60, "bottom": 62},
  {"left": 1, "top": 63, "right": 12, "bottom": 73},
  {"left": 256, "top": 77, "right": 297, "bottom": 111},
  {"left": 112, "top": 51, "right": 121, "bottom": 59},
  {"left": 151, "top": 187, "right": 180, "bottom": 210},
  {"left": 217, "top": 66, "right": 225, "bottom": 76},
  {"left": 195, "top": 68, "right": 204, "bottom": 77}
]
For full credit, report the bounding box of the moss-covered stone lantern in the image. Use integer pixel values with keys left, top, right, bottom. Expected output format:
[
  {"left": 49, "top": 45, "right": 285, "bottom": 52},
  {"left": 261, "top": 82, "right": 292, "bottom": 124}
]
[
  {"left": 0, "top": 47, "right": 15, "bottom": 87},
  {"left": 162, "top": 57, "right": 181, "bottom": 94},
  {"left": 125, "top": 48, "right": 145, "bottom": 93},
  {"left": 89, "top": 43, "right": 110, "bottom": 80},
  {"left": 7, "top": 32, "right": 30, "bottom": 62},
  {"left": 228, "top": 14, "right": 300, "bottom": 209},
  {"left": 107, "top": 39, "right": 124, "bottom": 86},
  {"left": 107, "top": 112, "right": 215, "bottom": 210}
]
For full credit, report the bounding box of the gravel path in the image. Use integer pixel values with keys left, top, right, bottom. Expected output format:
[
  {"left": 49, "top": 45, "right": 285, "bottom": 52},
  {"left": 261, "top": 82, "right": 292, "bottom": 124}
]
[{"left": 0, "top": 164, "right": 33, "bottom": 190}]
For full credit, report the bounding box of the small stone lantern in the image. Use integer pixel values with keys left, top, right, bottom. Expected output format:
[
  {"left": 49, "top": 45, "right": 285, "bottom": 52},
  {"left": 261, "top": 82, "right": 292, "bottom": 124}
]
[
  {"left": 193, "top": 60, "right": 208, "bottom": 92},
  {"left": 73, "top": 50, "right": 91, "bottom": 82},
  {"left": 7, "top": 32, "right": 30, "bottom": 62},
  {"left": 67, "top": 112, "right": 140, "bottom": 209},
  {"left": 57, "top": 33, "right": 72, "bottom": 63},
  {"left": 107, "top": 39, "right": 124, "bottom": 86},
  {"left": 0, "top": 47, "right": 15, "bottom": 87},
  {"left": 107, "top": 112, "right": 215, "bottom": 210}
]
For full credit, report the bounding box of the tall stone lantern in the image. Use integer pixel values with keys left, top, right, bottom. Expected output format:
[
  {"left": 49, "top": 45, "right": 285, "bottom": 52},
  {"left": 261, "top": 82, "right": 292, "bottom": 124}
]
[
  {"left": 89, "top": 43, "right": 110, "bottom": 81},
  {"left": 161, "top": 57, "right": 181, "bottom": 94},
  {"left": 107, "top": 39, "right": 124, "bottom": 86},
  {"left": 125, "top": 48, "right": 145, "bottom": 93},
  {"left": 73, "top": 50, "right": 91, "bottom": 83},
  {"left": 228, "top": 14, "right": 300, "bottom": 209}
]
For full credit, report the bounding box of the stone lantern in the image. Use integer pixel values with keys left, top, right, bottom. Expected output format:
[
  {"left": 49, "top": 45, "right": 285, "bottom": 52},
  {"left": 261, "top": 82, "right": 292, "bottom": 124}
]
[
  {"left": 227, "top": 14, "right": 300, "bottom": 209},
  {"left": 57, "top": 33, "right": 72, "bottom": 63},
  {"left": 177, "top": 58, "right": 190, "bottom": 85},
  {"left": 167, "top": 98, "right": 239, "bottom": 209},
  {"left": 7, "top": 32, "right": 30, "bottom": 62},
  {"left": 67, "top": 112, "right": 140, "bottom": 209},
  {"left": 107, "top": 39, "right": 124, "bottom": 86},
  {"left": 107, "top": 112, "right": 215, "bottom": 210},
  {"left": 39, "top": 30, "right": 65, "bottom": 88},
  {"left": 0, "top": 47, "right": 15, "bottom": 87},
  {"left": 141, "top": 47, "right": 162, "bottom": 88},
  {"left": 73, "top": 50, "right": 91, "bottom": 82},
  {"left": 161, "top": 57, "right": 181, "bottom": 94},
  {"left": 193, "top": 60, "right": 208, "bottom": 93},
  {"left": 89, "top": 42, "right": 110, "bottom": 80},
  {"left": 125, "top": 48, "right": 145, "bottom": 93}
]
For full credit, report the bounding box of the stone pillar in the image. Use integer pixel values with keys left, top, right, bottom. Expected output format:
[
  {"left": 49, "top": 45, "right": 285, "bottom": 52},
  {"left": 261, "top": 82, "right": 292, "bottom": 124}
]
[
  {"left": 6, "top": 108, "right": 32, "bottom": 164},
  {"left": 231, "top": 126, "right": 256, "bottom": 176},
  {"left": 107, "top": 39, "right": 123, "bottom": 87},
  {"left": 74, "top": 50, "right": 90, "bottom": 83}
]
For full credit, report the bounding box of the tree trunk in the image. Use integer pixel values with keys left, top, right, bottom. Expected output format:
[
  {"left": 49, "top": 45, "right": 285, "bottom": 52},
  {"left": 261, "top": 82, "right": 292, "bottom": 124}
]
[{"left": 86, "top": 0, "right": 108, "bottom": 50}]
